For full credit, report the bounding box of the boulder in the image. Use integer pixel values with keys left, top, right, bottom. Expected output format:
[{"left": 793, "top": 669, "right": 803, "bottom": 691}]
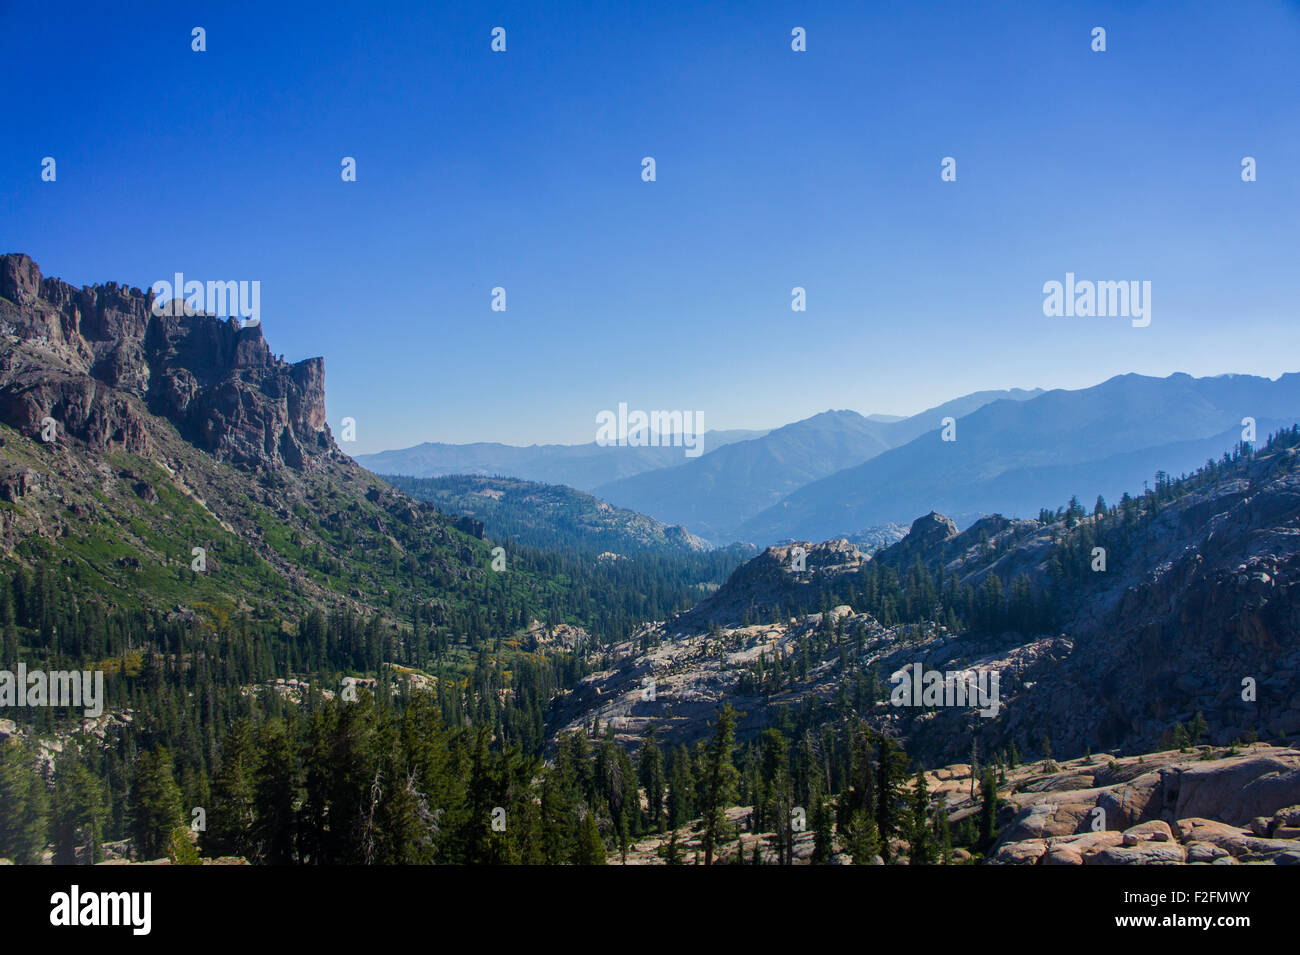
[
  {"left": 1045, "top": 845, "right": 1083, "bottom": 865},
  {"left": 1122, "top": 820, "right": 1174, "bottom": 845},
  {"left": 1172, "top": 756, "right": 1300, "bottom": 825},
  {"left": 989, "top": 839, "right": 1047, "bottom": 865},
  {"left": 1175, "top": 818, "right": 1252, "bottom": 856},
  {"left": 1090, "top": 843, "right": 1187, "bottom": 865},
  {"left": 1185, "top": 841, "right": 1230, "bottom": 863}
]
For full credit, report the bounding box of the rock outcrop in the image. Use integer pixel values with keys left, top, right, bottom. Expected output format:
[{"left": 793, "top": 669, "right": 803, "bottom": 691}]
[
  {"left": 980, "top": 746, "right": 1300, "bottom": 865},
  {"left": 0, "top": 253, "right": 332, "bottom": 470},
  {"left": 676, "top": 538, "right": 867, "bottom": 629}
]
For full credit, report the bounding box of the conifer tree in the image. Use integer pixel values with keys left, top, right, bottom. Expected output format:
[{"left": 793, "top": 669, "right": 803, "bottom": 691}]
[
  {"left": 978, "top": 766, "right": 999, "bottom": 852},
  {"left": 1189, "top": 712, "right": 1209, "bottom": 747},
  {"left": 666, "top": 745, "right": 695, "bottom": 829},
  {"left": 873, "top": 733, "right": 908, "bottom": 862},
  {"left": 659, "top": 827, "right": 683, "bottom": 865},
  {"left": 843, "top": 808, "right": 880, "bottom": 864},
  {"left": 811, "top": 785, "right": 834, "bottom": 864},
  {"left": 907, "top": 770, "right": 934, "bottom": 864},
  {"left": 638, "top": 729, "right": 666, "bottom": 832},
  {"left": 760, "top": 729, "right": 794, "bottom": 864},
  {"left": 934, "top": 801, "right": 953, "bottom": 864},
  {"left": 129, "top": 746, "right": 184, "bottom": 861},
  {"left": 0, "top": 738, "right": 48, "bottom": 864},
  {"left": 575, "top": 808, "right": 606, "bottom": 865},
  {"left": 252, "top": 718, "right": 298, "bottom": 863},
  {"left": 699, "top": 704, "right": 739, "bottom": 866},
  {"left": 845, "top": 720, "right": 874, "bottom": 822},
  {"left": 51, "top": 755, "right": 107, "bottom": 865},
  {"left": 166, "top": 825, "right": 202, "bottom": 865}
]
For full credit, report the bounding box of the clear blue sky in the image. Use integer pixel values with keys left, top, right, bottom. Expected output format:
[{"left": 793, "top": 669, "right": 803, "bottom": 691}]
[{"left": 4, "top": 0, "right": 1299, "bottom": 453}]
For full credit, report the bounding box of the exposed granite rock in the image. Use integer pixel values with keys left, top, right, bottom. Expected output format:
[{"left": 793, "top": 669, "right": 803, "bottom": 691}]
[
  {"left": 983, "top": 746, "right": 1300, "bottom": 865},
  {"left": 0, "top": 253, "right": 333, "bottom": 470},
  {"left": 676, "top": 538, "right": 867, "bottom": 629},
  {"left": 874, "top": 511, "right": 960, "bottom": 571}
]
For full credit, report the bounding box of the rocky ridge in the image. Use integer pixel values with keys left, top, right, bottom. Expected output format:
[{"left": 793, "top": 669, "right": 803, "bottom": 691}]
[
  {"left": 0, "top": 255, "right": 540, "bottom": 627},
  {"left": 0, "top": 253, "right": 332, "bottom": 471},
  {"left": 552, "top": 439, "right": 1300, "bottom": 765}
]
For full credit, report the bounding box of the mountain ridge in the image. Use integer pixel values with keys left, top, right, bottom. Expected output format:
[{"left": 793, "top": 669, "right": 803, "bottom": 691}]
[
  {"left": 592, "top": 391, "right": 1048, "bottom": 543},
  {"left": 354, "top": 428, "right": 768, "bottom": 490},
  {"left": 740, "top": 371, "right": 1300, "bottom": 542}
]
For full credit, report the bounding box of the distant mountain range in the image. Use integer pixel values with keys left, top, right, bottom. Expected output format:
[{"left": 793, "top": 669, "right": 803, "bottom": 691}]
[
  {"left": 354, "top": 429, "right": 767, "bottom": 490},
  {"left": 360, "top": 389, "right": 1043, "bottom": 545},
  {"left": 739, "top": 372, "right": 1300, "bottom": 543},
  {"left": 593, "top": 391, "right": 1043, "bottom": 543},
  {"left": 360, "top": 373, "right": 1300, "bottom": 548}
]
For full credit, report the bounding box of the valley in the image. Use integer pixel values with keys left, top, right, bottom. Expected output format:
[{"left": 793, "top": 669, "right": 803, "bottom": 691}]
[{"left": 0, "top": 254, "right": 1297, "bottom": 870}]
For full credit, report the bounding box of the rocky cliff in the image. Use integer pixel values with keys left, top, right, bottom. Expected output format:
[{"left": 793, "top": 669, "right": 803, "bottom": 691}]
[
  {"left": 0, "top": 253, "right": 332, "bottom": 470},
  {"left": 0, "top": 254, "right": 515, "bottom": 626}
]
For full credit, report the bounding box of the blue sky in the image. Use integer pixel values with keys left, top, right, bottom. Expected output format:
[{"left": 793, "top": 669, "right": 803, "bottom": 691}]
[{"left": 3, "top": 0, "right": 1300, "bottom": 453}]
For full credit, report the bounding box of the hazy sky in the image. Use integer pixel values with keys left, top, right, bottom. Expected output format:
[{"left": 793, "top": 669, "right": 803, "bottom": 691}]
[{"left": 4, "top": 0, "right": 1300, "bottom": 453}]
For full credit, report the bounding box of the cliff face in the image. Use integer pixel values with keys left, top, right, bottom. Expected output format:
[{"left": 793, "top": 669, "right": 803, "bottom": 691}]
[
  {"left": 0, "top": 256, "right": 512, "bottom": 625},
  {"left": 0, "top": 253, "right": 331, "bottom": 469}
]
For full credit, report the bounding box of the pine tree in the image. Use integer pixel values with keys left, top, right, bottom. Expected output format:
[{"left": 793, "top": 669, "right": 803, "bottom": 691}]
[
  {"left": 699, "top": 704, "right": 739, "bottom": 866},
  {"left": 873, "top": 733, "right": 908, "bottom": 862},
  {"left": 978, "top": 766, "right": 999, "bottom": 852},
  {"left": 666, "top": 745, "right": 695, "bottom": 830},
  {"left": 205, "top": 720, "right": 256, "bottom": 859},
  {"left": 843, "top": 808, "right": 880, "bottom": 864},
  {"left": 538, "top": 771, "right": 574, "bottom": 865},
  {"left": 907, "top": 770, "right": 934, "bottom": 864},
  {"left": 638, "top": 729, "right": 666, "bottom": 832},
  {"left": 574, "top": 808, "right": 606, "bottom": 865},
  {"left": 0, "top": 738, "right": 48, "bottom": 864},
  {"left": 659, "top": 828, "right": 682, "bottom": 865},
  {"left": 463, "top": 726, "right": 499, "bottom": 864},
  {"left": 1171, "top": 723, "right": 1190, "bottom": 752},
  {"left": 252, "top": 718, "right": 298, "bottom": 863},
  {"left": 51, "top": 755, "right": 107, "bottom": 865},
  {"left": 0, "top": 582, "right": 18, "bottom": 667},
  {"left": 760, "top": 728, "right": 794, "bottom": 865},
  {"left": 934, "top": 801, "right": 953, "bottom": 864},
  {"left": 400, "top": 693, "right": 461, "bottom": 861},
  {"left": 845, "top": 720, "right": 874, "bottom": 821},
  {"left": 129, "top": 746, "right": 184, "bottom": 861},
  {"left": 811, "top": 785, "right": 834, "bottom": 864},
  {"left": 166, "top": 825, "right": 202, "bottom": 865}
]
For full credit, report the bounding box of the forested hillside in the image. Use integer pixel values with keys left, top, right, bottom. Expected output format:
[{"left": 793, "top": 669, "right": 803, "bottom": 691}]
[{"left": 382, "top": 473, "right": 717, "bottom": 555}]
